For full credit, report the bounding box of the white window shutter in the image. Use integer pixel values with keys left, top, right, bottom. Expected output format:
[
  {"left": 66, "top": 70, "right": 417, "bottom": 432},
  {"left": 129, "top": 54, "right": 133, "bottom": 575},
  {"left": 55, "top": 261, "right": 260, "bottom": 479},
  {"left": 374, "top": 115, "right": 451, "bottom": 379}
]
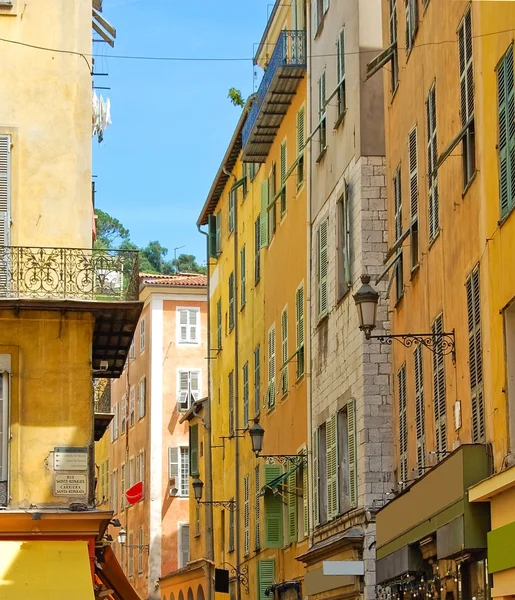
[
  {"left": 189, "top": 309, "right": 198, "bottom": 342},
  {"left": 179, "top": 309, "right": 188, "bottom": 342},
  {"left": 178, "top": 371, "right": 189, "bottom": 409},
  {"left": 190, "top": 370, "right": 200, "bottom": 401},
  {"left": 408, "top": 127, "right": 418, "bottom": 219},
  {"left": 179, "top": 524, "right": 190, "bottom": 568},
  {"left": 169, "top": 447, "right": 179, "bottom": 480},
  {"left": 322, "top": 0, "right": 329, "bottom": 14},
  {"left": 312, "top": 429, "right": 319, "bottom": 526},
  {"left": 312, "top": 0, "right": 319, "bottom": 38},
  {"left": 318, "top": 220, "right": 329, "bottom": 316},
  {"left": 0, "top": 135, "right": 10, "bottom": 248},
  {"left": 326, "top": 414, "right": 338, "bottom": 519}
]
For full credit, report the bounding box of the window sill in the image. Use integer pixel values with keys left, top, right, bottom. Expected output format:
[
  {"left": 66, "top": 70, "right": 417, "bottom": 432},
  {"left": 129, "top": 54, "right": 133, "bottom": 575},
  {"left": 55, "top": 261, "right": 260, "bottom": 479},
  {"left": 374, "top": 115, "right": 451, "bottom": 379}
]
[
  {"left": 316, "top": 147, "right": 328, "bottom": 164},
  {"left": 281, "top": 391, "right": 289, "bottom": 401},
  {"left": 462, "top": 170, "right": 478, "bottom": 198},
  {"left": 267, "top": 404, "right": 276, "bottom": 415},
  {"left": 317, "top": 311, "right": 329, "bottom": 326},
  {"left": 410, "top": 264, "right": 420, "bottom": 280},
  {"left": 240, "top": 303, "right": 246, "bottom": 312},
  {"left": 394, "top": 293, "right": 404, "bottom": 309},
  {"left": 177, "top": 341, "right": 200, "bottom": 346},
  {"left": 295, "top": 373, "right": 305, "bottom": 383},
  {"left": 297, "top": 179, "right": 305, "bottom": 192},
  {"left": 390, "top": 82, "right": 400, "bottom": 104},
  {"left": 336, "top": 286, "right": 350, "bottom": 307},
  {"left": 334, "top": 110, "right": 346, "bottom": 130}
]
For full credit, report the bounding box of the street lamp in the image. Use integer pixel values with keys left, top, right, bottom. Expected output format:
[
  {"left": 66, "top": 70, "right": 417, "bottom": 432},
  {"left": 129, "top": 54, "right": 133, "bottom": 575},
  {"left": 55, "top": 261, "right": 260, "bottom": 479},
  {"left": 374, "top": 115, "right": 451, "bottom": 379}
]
[
  {"left": 249, "top": 423, "right": 307, "bottom": 466},
  {"left": 192, "top": 477, "right": 236, "bottom": 511},
  {"left": 353, "top": 274, "right": 379, "bottom": 339},
  {"left": 117, "top": 528, "right": 127, "bottom": 545},
  {"left": 353, "top": 274, "right": 456, "bottom": 359}
]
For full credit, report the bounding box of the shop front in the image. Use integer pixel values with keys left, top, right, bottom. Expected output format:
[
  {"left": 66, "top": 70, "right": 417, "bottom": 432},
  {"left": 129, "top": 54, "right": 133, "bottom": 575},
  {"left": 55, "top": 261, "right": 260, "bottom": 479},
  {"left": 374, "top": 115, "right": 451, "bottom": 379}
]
[
  {"left": 469, "top": 463, "right": 515, "bottom": 600},
  {"left": 376, "top": 445, "right": 491, "bottom": 600}
]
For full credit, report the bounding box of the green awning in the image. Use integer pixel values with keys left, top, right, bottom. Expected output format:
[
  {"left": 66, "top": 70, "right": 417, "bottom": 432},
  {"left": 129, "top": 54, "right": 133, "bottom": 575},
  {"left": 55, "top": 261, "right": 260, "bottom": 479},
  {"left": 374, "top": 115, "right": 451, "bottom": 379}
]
[{"left": 258, "top": 465, "right": 298, "bottom": 497}]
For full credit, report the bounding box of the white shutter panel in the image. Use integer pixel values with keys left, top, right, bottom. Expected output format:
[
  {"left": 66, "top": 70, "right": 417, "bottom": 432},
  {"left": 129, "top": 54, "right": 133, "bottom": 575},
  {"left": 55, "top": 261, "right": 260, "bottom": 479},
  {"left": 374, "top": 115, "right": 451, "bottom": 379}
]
[
  {"left": 189, "top": 309, "right": 198, "bottom": 342},
  {"left": 180, "top": 524, "right": 190, "bottom": 567},
  {"left": 190, "top": 370, "right": 200, "bottom": 401},
  {"left": 326, "top": 414, "right": 338, "bottom": 519},
  {"left": 0, "top": 135, "right": 10, "bottom": 247},
  {"left": 318, "top": 220, "right": 329, "bottom": 316},
  {"left": 312, "top": 429, "right": 319, "bottom": 527},
  {"left": 322, "top": 0, "right": 329, "bottom": 14},
  {"left": 178, "top": 371, "right": 189, "bottom": 409},
  {"left": 179, "top": 309, "right": 188, "bottom": 342},
  {"left": 312, "top": 0, "right": 319, "bottom": 38},
  {"left": 169, "top": 447, "right": 179, "bottom": 480}
]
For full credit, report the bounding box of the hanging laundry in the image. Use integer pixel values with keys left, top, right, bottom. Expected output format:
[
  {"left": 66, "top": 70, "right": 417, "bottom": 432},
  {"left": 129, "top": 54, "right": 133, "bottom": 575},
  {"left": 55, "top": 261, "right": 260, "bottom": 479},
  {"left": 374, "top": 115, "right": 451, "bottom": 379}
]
[{"left": 92, "top": 91, "right": 112, "bottom": 142}]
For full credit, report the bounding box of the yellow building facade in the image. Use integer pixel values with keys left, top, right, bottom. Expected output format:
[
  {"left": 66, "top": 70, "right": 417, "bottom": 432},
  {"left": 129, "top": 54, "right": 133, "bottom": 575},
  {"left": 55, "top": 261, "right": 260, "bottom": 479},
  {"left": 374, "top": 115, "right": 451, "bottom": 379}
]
[
  {"left": 161, "top": 3, "right": 309, "bottom": 600},
  {"left": 0, "top": 1, "right": 141, "bottom": 598},
  {"left": 369, "top": 1, "right": 515, "bottom": 600},
  {"left": 467, "top": 3, "right": 515, "bottom": 599}
]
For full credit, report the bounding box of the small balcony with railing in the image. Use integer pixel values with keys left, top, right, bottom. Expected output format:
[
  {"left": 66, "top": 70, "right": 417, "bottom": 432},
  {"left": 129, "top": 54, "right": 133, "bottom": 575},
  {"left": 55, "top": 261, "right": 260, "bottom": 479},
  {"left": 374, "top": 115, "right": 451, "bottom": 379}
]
[
  {"left": 242, "top": 30, "right": 306, "bottom": 163},
  {"left": 0, "top": 246, "right": 143, "bottom": 377},
  {"left": 94, "top": 379, "right": 113, "bottom": 441}
]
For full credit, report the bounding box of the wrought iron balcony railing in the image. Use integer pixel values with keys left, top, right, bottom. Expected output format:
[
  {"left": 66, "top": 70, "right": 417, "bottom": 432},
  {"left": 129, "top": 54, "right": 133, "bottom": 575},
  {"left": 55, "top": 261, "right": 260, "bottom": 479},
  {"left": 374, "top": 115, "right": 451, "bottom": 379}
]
[
  {"left": 94, "top": 379, "right": 111, "bottom": 414},
  {"left": 0, "top": 246, "right": 140, "bottom": 302},
  {"left": 242, "top": 30, "right": 306, "bottom": 157}
]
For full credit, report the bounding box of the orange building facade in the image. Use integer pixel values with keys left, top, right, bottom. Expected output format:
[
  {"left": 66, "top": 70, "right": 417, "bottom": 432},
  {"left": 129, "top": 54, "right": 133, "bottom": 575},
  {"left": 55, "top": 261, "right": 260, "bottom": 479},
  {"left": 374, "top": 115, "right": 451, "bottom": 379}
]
[{"left": 108, "top": 274, "right": 208, "bottom": 600}]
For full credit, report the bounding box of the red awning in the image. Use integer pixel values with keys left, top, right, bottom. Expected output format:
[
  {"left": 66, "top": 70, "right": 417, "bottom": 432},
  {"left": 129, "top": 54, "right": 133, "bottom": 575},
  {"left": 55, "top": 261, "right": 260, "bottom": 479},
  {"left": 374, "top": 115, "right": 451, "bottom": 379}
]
[{"left": 95, "top": 546, "right": 142, "bottom": 600}]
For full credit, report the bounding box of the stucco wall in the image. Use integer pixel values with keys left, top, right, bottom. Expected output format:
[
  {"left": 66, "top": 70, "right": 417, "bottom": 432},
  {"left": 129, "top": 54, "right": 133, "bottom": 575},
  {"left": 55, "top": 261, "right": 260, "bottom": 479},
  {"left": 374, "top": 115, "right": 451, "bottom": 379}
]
[{"left": 0, "top": 1, "right": 93, "bottom": 249}]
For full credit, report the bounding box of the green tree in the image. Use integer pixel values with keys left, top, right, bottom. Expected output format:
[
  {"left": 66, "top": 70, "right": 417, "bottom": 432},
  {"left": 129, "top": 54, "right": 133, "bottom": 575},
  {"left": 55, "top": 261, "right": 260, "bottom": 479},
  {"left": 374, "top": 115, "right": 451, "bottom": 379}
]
[
  {"left": 94, "top": 209, "right": 130, "bottom": 249},
  {"left": 228, "top": 87, "right": 246, "bottom": 108},
  {"left": 171, "top": 253, "right": 206, "bottom": 274}
]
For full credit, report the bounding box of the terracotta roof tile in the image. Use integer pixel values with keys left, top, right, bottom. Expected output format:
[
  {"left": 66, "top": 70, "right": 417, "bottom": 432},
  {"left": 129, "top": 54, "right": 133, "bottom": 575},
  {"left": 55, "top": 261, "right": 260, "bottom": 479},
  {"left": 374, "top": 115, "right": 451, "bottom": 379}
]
[{"left": 139, "top": 273, "right": 207, "bottom": 287}]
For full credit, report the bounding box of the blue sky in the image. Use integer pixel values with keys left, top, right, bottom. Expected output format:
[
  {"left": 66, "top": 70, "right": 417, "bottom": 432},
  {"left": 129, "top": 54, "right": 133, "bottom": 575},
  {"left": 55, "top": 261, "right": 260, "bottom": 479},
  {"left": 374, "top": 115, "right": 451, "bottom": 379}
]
[{"left": 92, "top": 0, "right": 272, "bottom": 264}]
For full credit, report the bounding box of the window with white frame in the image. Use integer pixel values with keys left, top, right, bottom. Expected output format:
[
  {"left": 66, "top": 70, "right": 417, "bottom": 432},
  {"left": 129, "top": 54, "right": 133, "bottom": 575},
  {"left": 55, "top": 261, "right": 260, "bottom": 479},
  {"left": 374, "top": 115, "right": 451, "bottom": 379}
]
[
  {"left": 139, "top": 318, "right": 146, "bottom": 352},
  {"left": 177, "top": 308, "right": 200, "bottom": 344},
  {"left": 138, "top": 376, "right": 146, "bottom": 420},
  {"left": 169, "top": 446, "right": 189, "bottom": 496},
  {"left": 129, "top": 457, "right": 135, "bottom": 489},
  {"left": 312, "top": 0, "right": 330, "bottom": 38},
  {"left": 177, "top": 369, "right": 201, "bottom": 411},
  {"left": 120, "top": 395, "right": 127, "bottom": 435}
]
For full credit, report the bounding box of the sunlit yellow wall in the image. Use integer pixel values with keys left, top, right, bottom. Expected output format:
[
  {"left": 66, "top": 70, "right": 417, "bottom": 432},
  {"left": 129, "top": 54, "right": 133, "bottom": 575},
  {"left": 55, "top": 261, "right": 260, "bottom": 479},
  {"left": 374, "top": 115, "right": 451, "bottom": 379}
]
[
  {"left": 0, "top": 310, "right": 94, "bottom": 508},
  {"left": 0, "top": 0, "right": 93, "bottom": 249},
  {"left": 209, "top": 1, "right": 308, "bottom": 596},
  {"left": 474, "top": 1, "right": 515, "bottom": 471}
]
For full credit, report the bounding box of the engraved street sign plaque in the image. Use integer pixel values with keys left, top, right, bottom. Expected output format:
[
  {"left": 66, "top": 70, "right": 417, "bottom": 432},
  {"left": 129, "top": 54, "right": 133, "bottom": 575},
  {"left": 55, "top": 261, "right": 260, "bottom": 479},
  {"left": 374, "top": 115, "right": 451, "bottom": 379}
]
[{"left": 54, "top": 474, "right": 88, "bottom": 496}]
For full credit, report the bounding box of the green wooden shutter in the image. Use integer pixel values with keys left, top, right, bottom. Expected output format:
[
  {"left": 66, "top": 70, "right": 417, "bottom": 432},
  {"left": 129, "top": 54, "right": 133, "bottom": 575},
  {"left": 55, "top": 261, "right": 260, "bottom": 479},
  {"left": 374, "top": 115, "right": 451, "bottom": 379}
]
[
  {"left": 229, "top": 190, "right": 235, "bottom": 232},
  {"left": 260, "top": 181, "right": 269, "bottom": 248},
  {"left": 318, "top": 220, "right": 329, "bottom": 317},
  {"left": 254, "top": 345, "right": 261, "bottom": 415},
  {"left": 264, "top": 464, "right": 283, "bottom": 548},
  {"left": 347, "top": 400, "right": 357, "bottom": 508},
  {"left": 244, "top": 475, "right": 250, "bottom": 555},
  {"left": 297, "top": 108, "right": 305, "bottom": 155},
  {"left": 408, "top": 126, "right": 418, "bottom": 220},
  {"left": 228, "top": 370, "right": 235, "bottom": 436},
  {"left": 398, "top": 364, "right": 408, "bottom": 484},
  {"left": 215, "top": 211, "right": 222, "bottom": 254},
  {"left": 243, "top": 362, "right": 249, "bottom": 427},
  {"left": 467, "top": 266, "right": 484, "bottom": 443},
  {"left": 240, "top": 245, "right": 246, "bottom": 308},
  {"left": 281, "top": 309, "right": 288, "bottom": 395},
  {"left": 287, "top": 467, "right": 297, "bottom": 542},
  {"left": 268, "top": 325, "right": 276, "bottom": 407},
  {"left": 254, "top": 217, "right": 261, "bottom": 283},
  {"left": 296, "top": 285, "right": 305, "bottom": 376},
  {"left": 302, "top": 454, "right": 309, "bottom": 537},
  {"left": 229, "top": 500, "right": 235, "bottom": 551},
  {"left": 189, "top": 424, "right": 199, "bottom": 476},
  {"left": 312, "top": 429, "right": 319, "bottom": 526},
  {"left": 258, "top": 560, "right": 275, "bottom": 600},
  {"left": 255, "top": 465, "right": 261, "bottom": 549},
  {"left": 326, "top": 413, "right": 338, "bottom": 519},
  {"left": 208, "top": 214, "right": 217, "bottom": 258},
  {"left": 414, "top": 344, "right": 426, "bottom": 476},
  {"left": 217, "top": 298, "right": 222, "bottom": 349},
  {"left": 498, "top": 45, "right": 515, "bottom": 218},
  {"left": 228, "top": 272, "right": 235, "bottom": 330}
]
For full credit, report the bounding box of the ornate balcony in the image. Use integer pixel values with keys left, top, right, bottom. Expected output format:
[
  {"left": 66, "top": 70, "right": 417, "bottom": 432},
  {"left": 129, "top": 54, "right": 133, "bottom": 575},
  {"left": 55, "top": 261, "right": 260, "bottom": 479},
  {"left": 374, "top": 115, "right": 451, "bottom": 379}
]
[
  {"left": 0, "top": 246, "right": 143, "bottom": 378},
  {"left": 94, "top": 379, "right": 113, "bottom": 441},
  {"left": 242, "top": 30, "right": 306, "bottom": 162},
  {"left": 0, "top": 246, "right": 139, "bottom": 301}
]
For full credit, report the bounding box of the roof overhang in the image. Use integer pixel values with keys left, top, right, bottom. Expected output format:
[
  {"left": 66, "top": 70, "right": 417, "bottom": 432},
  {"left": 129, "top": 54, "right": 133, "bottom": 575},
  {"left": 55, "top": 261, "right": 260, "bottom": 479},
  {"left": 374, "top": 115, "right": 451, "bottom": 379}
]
[
  {"left": 196, "top": 99, "right": 253, "bottom": 227},
  {"left": 469, "top": 463, "right": 515, "bottom": 502}
]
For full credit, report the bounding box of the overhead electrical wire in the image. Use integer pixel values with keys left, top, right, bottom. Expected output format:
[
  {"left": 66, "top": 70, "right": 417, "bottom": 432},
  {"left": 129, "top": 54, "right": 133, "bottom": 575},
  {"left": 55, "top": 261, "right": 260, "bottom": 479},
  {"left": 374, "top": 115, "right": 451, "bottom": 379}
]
[{"left": 0, "top": 27, "right": 514, "bottom": 64}]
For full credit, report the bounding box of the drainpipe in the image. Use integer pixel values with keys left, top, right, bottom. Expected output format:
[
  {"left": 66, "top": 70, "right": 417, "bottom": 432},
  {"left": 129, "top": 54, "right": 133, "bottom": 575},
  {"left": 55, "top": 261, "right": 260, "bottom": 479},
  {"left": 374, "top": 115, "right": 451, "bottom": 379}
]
[
  {"left": 224, "top": 167, "right": 242, "bottom": 600},
  {"left": 306, "top": 7, "right": 315, "bottom": 547},
  {"left": 197, "top": 224, "right": 215, "bottom": 600}
]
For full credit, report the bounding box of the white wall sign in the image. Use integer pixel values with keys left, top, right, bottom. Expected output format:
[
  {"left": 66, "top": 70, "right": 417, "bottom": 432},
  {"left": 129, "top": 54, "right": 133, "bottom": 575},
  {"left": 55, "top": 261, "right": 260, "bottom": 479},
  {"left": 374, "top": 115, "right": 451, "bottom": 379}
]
[{"left": 53, "top": 447, "right": 88, "bottom": 471}]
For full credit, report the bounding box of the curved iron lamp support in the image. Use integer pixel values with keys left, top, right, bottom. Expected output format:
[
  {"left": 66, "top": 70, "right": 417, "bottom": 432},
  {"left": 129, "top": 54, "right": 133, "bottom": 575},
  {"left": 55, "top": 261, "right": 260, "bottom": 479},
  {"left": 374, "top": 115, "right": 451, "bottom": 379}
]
[
  {"left": 198, "top": 500, "right": 236, "bottom": 511},
  {"left": 223, "top": 563, "right": 249, "bottom": 595},
  {"left": 366, "top": 331, "right": 456, "bottom": 362},
  {"left": 255, "top": 453, "right": 308, "bottom": 467}
]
